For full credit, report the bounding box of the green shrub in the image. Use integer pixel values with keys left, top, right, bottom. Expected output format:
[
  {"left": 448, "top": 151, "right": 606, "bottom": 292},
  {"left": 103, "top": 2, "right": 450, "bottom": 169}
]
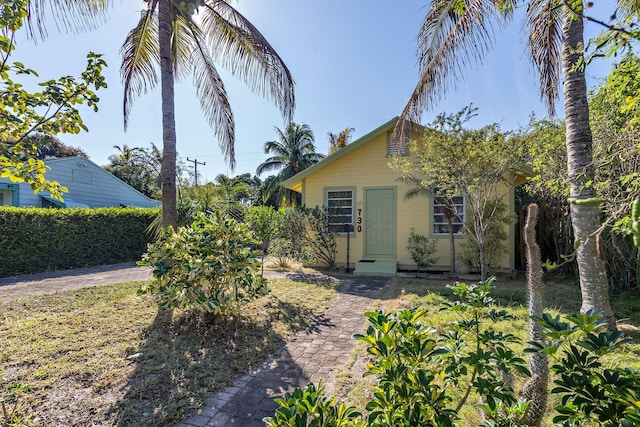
[
  {"left": 407, "top": 227, "right": 439, "bottom": 272},
  {"left": 275, "top": 207, "right": 337, "bottom": 268},
  {"left": 264, "top": 382, "right": 364, "bottom": 427},
  {"left": 265, "top": 278, "right": 532, "bottom": 426},
  {"left": 528, "top": 311, "right": 640, "bottom": 426},
  {"left": 138, "top": 211, "right": 269, "bottom": 315},
  {"left": 0, "top": 207, "right": 159, "bottom": 277}
]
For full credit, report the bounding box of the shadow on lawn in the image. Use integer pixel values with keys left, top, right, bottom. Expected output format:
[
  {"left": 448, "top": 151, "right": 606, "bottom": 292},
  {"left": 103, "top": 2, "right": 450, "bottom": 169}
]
[{"left": 106, "top": 296, "right": 319, "bottom": 426}]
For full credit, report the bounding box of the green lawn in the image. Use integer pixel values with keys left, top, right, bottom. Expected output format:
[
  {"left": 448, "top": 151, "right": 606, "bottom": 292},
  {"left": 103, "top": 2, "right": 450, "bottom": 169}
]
[{"left": 0, "top": 276, "right": 337, "bottom": 426}]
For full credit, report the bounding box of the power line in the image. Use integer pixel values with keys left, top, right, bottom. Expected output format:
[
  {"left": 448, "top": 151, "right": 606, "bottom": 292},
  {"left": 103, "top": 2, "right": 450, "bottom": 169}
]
[{"left": 186, "top": 157, "right": 206, "bottom": 186}]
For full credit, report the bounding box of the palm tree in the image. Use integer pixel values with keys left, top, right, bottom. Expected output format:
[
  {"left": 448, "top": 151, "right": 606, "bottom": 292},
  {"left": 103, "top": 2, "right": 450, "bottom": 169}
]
[
  {"left": 398, "top": 0, "right": 622, "bottom": 331},
  {"left": 256, "top": 123, "right": 324, "bottom": 207},
  {"left": 328, "top": 127, "right": 355, "bottom": 154},
  {"left": 26, "top": 1, "right": 295, "bottom": 228}
]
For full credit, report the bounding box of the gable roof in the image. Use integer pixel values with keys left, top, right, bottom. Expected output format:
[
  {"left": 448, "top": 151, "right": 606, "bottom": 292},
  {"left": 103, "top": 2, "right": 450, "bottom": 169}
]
[
  {"left": 282, "top": 117, "right": 536, "bottom": 192},
  {"left": 282, "top": 117, "right": 400, "bottom": 191},
  {"left": 43, "top": 156, "right": 160, "bottom": 204}
]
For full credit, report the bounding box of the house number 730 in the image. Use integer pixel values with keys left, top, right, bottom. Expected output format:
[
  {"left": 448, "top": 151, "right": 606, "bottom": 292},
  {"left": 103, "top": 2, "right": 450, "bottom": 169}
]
[{"left": 357, "top": 209, "right": 362, "bottom": 232}]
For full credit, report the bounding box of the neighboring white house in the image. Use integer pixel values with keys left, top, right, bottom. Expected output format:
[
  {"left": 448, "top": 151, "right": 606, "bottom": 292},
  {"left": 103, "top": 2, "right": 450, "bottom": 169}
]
[{"left": 0, "top": 156, "right": 161, "bottom": 208}]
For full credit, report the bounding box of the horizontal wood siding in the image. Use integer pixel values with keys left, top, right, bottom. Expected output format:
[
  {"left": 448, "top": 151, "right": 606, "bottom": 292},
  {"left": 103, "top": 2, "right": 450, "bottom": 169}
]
[{"left": 0, "top": 157, "right": 160, "bottom": 208}]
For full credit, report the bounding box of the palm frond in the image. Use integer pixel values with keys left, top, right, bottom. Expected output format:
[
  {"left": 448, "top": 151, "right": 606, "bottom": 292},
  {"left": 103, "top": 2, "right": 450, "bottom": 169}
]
[
  {"left": 121, "top": 7, "right": 159, "bottom": 130},
  {"left": 524, "top": 0, "right": 562, "bottom": 115},
  {"left": 184, "top": 18, "right": 235, "bottom": 167},
  {"left": 256, "top": 156, "right": 286, "bottom": 175},
  {"left": 26, "top": 0, "right": 111, "bottom": 40},
  {"left": 401, "top": 0, "right": 512, "bottom": 127},
  {"left": 201, "top": 0, "right": 295, "bottom": 122},
  {"left": 171, "top": 12, "right": 197, "bottom": 81}
]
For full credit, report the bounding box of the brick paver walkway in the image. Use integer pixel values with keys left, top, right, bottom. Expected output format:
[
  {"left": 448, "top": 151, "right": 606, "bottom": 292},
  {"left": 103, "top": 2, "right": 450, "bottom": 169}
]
[{"left": 176, "top": 275, "right": 391, "bottom": 427}]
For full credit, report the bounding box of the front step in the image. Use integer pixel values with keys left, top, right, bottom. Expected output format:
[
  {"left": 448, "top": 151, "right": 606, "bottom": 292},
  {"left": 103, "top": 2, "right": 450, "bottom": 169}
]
[{"left": 354, "top": 259, "right": 397, "bottom": 276}]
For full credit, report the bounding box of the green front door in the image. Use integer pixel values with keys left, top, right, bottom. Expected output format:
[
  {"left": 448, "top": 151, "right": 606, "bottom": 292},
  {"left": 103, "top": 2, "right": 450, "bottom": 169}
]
[{"left": 364, "top": 187, "right": 396, "bottom": 258}]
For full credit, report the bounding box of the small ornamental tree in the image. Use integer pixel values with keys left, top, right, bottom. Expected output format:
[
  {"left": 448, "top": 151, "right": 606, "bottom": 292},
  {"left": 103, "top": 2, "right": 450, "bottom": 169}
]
[
  {"left": 393, "top": 106, "right": 523, "bottom": 279},
  {"left": 0, "top": 0, "right": 107, "bottom": 200}
]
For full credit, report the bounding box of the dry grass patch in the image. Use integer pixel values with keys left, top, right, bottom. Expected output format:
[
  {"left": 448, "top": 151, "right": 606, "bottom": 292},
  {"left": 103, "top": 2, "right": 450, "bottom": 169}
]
[{"left": 1, "top": 276, "right": 337, "bottom": 426}]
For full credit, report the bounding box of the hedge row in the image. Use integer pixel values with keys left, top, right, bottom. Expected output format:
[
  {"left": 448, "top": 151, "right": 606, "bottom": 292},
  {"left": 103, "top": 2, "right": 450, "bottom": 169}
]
[{"left": 0, "top": 207, "right": 160, "bottom": 278}]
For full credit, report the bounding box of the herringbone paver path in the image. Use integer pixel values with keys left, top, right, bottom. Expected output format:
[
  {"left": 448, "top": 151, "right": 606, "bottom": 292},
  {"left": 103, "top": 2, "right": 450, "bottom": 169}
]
[{"left": 176, "top": 275, "right": 391, "bottom": 427}]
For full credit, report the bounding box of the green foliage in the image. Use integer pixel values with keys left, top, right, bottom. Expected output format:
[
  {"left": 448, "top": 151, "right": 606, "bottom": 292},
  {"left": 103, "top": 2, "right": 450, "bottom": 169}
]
[
  {"left": 458, "top": 202, "right": 509, "bottom": 275},
  {"left": 407, "top": 228, "right": 439, "bottom": 272},
  {"left": 0, "top": 207, "right": 158, "bottom": 277},
  {"left": 588, "top": 53, "right": 640, "bottom": 287},
  {"left": 264, "top": 382, "right": 365, "bottom": 427},
  {"left": 256, "top": 123, "right": 324, "bottom": 208},
  {"left": 393, "top": 106, "right": 525, "bottom": 279},
  {"left": 271, "top": 207, "right": 337, "bottom": 268},
  {"left": 528, "top": 311, "right": 639, "bottom": 426},
  {"left": 267, "top": 278, "right": 533, "bottom": 427},
  {"left": 138, "top": 211, "right": 269, "bottom": 315},
  {"left": 246, "top": 206, "right": 281, "bottom": 273},
  {"left": 303, "top": 207, "right": 337, "bottom": 268},
  {"left": 0, "top": 0, "right": 107, "bottom": 199},
  {"left": 104, "top": 144, "right": 161, "bottom": 199}
]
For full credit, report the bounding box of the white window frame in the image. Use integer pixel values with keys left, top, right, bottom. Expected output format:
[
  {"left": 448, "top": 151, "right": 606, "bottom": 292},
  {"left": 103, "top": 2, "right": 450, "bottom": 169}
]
[
  {"left": 325, "top": 188, "right": 355, "bottom": 234},
  {"left": 433, "top": 195, "right": 465, "bottom": 235}
]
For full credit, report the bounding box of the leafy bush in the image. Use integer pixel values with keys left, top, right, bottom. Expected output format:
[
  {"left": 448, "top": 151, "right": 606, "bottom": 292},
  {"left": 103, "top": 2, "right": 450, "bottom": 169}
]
[
  {"left": 264, "top": 382, "right": 364, "bottom": 427},
  {"left": 246, "top": 206, "right": 281, "bottom": 273},
  {"left": 302, "top": 207, "right": 337, "bottom": 268},
  {"left": 273, "top": 207, "right": 337, "bottom": 268},
  {"left": 528, "top": 311, "right": 640, "bottom": 426},
  {"left": 0, "top": 207, "right": 159, "bottom": 277},
  {"left": 138, "top": 211, "right": 269, "bottom": 315},
  {"left": 407, "top": 227, "right": 439, "bottom": 272},
  {"left": 265, "top": 278, "right": 532, "bottom": 426}
]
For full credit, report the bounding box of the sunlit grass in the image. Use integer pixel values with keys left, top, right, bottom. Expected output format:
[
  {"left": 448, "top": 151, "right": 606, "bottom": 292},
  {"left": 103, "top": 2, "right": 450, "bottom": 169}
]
[{"left": 0, "top": 277, "right": 337, "bottom": 426}]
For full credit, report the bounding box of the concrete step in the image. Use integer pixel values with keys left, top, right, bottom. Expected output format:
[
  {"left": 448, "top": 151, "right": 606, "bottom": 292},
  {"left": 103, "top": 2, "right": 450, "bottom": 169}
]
[{"left": 354, "top": 259, "right": 397, "bottom": 276}]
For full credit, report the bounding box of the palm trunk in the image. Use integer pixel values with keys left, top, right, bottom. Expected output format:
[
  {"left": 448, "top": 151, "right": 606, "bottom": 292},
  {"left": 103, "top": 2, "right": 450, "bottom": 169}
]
[
  {"left": 159, "top": 0, "right": 178, "bottom": 228},
  {"left": 562, "top": 4, "right": 616, "bottom": 331}
]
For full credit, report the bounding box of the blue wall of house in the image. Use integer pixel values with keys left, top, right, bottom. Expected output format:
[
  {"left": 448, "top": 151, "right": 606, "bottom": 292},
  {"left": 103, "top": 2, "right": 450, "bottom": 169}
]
[{"left": 0, "top": 157, "right": 161, "bottom": 208}]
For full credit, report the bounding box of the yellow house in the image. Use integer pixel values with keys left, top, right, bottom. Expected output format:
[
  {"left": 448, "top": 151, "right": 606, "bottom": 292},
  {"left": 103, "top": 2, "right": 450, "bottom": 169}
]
[{"left": 282, "top": 117, "right": 527, "bottom": 276}]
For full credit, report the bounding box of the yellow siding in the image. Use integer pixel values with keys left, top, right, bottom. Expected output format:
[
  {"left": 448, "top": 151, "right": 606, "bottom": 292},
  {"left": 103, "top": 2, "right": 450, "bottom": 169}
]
[{"left": 300, "top": 129, "right": 516, "bottom": 272}]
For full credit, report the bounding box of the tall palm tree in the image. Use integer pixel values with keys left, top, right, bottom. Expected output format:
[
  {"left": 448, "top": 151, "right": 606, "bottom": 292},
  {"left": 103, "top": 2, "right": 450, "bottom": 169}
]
[
  {"left": 328, "top": 127, "right": 355, "bottom": 154},
  {"left": 26, "top": 0, "right": 295, "bottom": 228},
  {"left": 256, "top": 122, "right": 324, "bottom": 207},
  {"left": 398, "top": 0, "right": 626, "bottom": 331}
]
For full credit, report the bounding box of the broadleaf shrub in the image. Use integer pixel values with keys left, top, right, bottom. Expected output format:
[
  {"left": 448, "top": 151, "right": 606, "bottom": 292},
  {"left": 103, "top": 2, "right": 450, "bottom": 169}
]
[
  {"left": 407, "top": 227, "right": 439, "bottom": 272},
  {"left": 0, "top": 206, "right": 159, "bottom": 277},
  {"left": 528, "top": 311, "right": 640, "bottom": 426},
  {"left": 138, "top": 211, "right": 269, "bottom": 314},
  {"left": 265, "top": 278, "right": 533, "bottom": 426}
]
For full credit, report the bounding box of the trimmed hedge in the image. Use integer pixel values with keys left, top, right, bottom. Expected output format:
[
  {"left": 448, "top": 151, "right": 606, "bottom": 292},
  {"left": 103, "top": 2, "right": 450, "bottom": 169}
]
[{"left": 0, "top": 207, "right": 160, "bottom": 278}]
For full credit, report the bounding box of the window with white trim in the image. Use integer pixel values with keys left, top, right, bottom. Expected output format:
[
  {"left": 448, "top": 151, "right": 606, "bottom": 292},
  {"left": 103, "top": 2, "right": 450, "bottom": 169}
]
[
  {"left": 433, "top": 196, "right": 465, "bottom": 234},
  {"left": 326, "top": 189, "right": 354, "bottom": 233}
]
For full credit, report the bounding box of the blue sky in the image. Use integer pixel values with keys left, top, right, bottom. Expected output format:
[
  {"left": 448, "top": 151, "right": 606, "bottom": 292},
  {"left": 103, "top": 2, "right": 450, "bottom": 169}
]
[{"left": 14, "top": 1, "right": 615, "bottom": 182}]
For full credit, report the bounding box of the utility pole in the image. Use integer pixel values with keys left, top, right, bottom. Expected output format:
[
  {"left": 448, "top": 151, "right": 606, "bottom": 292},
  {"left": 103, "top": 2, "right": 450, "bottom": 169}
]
[{"left": 186, "top": 157, "right": 206, "bottom": 186}]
